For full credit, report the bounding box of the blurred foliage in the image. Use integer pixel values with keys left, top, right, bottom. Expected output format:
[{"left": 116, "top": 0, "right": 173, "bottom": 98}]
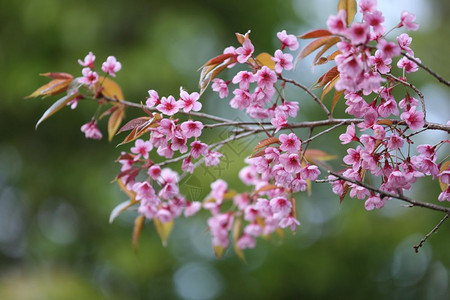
[{"left": 0, "top": 0, "right": 449, "bottom": 299}]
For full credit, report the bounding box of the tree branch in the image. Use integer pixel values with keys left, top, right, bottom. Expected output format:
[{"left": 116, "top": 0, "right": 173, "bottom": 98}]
[
  {"left": 413, "top": 213, "right": 450, "bottom": 253},
  {"left": 402, "top": 52, "right": 450, "bottom": 88},
  {"left": 328, "top": 171, "right": 450, "bottom": 214}
]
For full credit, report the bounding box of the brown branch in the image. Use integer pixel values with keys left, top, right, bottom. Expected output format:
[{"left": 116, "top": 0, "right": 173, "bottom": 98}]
[
  {"left": 402, "top": 52, "right": 450, "bottom": 88},
  {"left": 328, "top": 171, "right": 450, "bottom": 214},
  {"left": 413, "top": 213, "right": 450, "bottom": 253}
]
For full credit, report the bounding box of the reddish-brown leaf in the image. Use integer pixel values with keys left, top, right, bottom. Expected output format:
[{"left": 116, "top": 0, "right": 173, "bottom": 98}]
[
  {"left": 338, "top": 0, "right": 357, "bottom": 25},
  {"left": 296, "top": 36, "right": 339, "bottom": 64},
  {"left": 377, "top": 119, "right": 393, "bottom": 126},
  {"left": 133, "top": 215, "right": 145, "bottom": 253},
  {"left": 253, "top": 184, "right": 278, "bottom": 196},
  {"left": 40, "top": 72, "right": 74, "bottom": 80},
  {"left": 108, "top": 106, "right": 125, "bottom": 141},
  {"left": 26, "top": 78, "right": 73, "bottom": 99},
  {"left": 314, "top": 66, "right": 339, "bottom": 89},
  {"left": 98, "top": 76, "right": 124, "bottom": 100},
  {"left": 235, "top": 30, "right": 251, "bottom": 45},
  {"left": 232, "top": 217, "right": 245, "bottom": 262},
  {"left": 313, "top": 37, "right": 340, "bottom": 65},
  {"left": 331, "top": 89, "right": 344, "bottom": 114},
  {"left": 328, "top": 50, "right": 342, "bottom": 61},
  {"left": 118, "top": 116, "right": 152, "bottom": 134},
  {"left": 304, "top": 149, "right": 337, "bottom": 163},
  {"left": 299, "top": 29, "right": 332, "bottom": 39},
  {"left": 199, "top": 54, "right": 236, "bottom": 95},
  {"left": 253, "top": 137, "right": 280, "bottom": 153},
  {"left": 321, "top": 74, "right": 340, "bottom": 101},
  {"left": 340, "top": 182, "right": 350, "bottom": 204}
]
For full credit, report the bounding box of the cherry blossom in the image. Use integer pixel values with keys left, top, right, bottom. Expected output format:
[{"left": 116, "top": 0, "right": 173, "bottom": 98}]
[
  {"left": 79, "top": 67, "right": 99, "bottom": 86},
  {"left": 78, "top": 51, "right": 96, "bottom": 68},
  {"left": 81, "top": 120, "right": 102, "bottom": 140},
  {"left": 177, "top": 88, "right": 201, "bottom": 113},
  {"left": 276, "top": 30, "right": 299, "bottom": 51},
  {"left": 212, "top": 78, "right": 229, "bottom": 98},
  {"left": 272, "top": 50, "right": 293, "bottom": 74},
  {"left": 156, "top": 96, "right": 179, "bottom": 115},
  {"left": 279, "top": 133, "right": 301, "bottom": 153},
  {"left": 327, "top": 10, "right": 347, "bottom": 34},
  {"left": 180, "top": 120, "right": 203, "bottom": 138},
  {"left": 400, "top": 106, "right": 424, "bottom": 131},
  {"left": 400, "top": 11, "right": 419, "bottom": 31},
  {"left": 101, "top": 56, "right": 122, "bottom": 77},
  {"left": 235, "top": 39, "right": 254, "bottom": 63}
]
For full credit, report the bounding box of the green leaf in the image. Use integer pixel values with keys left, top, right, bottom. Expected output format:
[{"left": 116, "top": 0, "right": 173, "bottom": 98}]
[{"left": 35, "top": 93, "right": 79, "bottom": 129}]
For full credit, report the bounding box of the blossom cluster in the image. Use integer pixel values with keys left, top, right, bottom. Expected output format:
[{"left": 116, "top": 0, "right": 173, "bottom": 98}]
[{"left": 325, "top": 1, "right": 449, "bottom": 206}]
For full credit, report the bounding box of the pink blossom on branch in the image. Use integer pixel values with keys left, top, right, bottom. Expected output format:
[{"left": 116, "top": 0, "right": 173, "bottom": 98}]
[
  {"left": 272, "top": 50, "right": 293, "bottom": 74},
  {"left": 81, "top": 120, "right": 102, "bottom": 140},
  {"left": 276, "top": 30, "right": 298, "bottom": 51},
  {"left": 78, "top": 51, "right": 96, "bottom": 68},
  {"left": 101, "top": 56, "right": 122, "bottom": 77}
]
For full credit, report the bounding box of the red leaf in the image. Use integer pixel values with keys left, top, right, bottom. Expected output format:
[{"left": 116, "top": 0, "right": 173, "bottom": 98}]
[
  {"left": 253, "top": 137, "right": 280, "bottom": 153},
  {"left": 108, "top": 106, "right": 125, "bottom": 141},
  {"left": 300, "top": 29, "right": 332, "bottom": 39}
]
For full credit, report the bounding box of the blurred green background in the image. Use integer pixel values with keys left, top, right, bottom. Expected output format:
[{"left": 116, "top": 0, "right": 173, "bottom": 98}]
[{"left": 0, "top": 0, "right": 449, "bottom": 299}]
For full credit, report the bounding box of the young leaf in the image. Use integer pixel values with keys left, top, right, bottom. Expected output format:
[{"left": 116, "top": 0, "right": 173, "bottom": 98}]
[
  {"left": 299, "top": 29, "right": 332, "bottom": 39},
  {"left": 331, "top": 89, "right": 344, "bottom": 114},
  {"left": 213, "top": 245, "right": 225, "bottom": 259},
  {"left": 338, "top": 0, "right": 357, "bottom": 25},
  {"left": 199, "top": 53, "right": 235, "bottom": 95},
  {"left": 255, "top": 52, "right": 276, "bottom": 70},
  {"left": 314, "top": 66, "right": 339, "bottom": 89},
  {"left": 313, "top": 37, "right": 340, "bottom": 65},
  {"left": 108, "top": 106, "right": 125, "bottom": 141},
  {"left": 154, "top": 218, "right": 174, "bottom": 247},
  {"left": 99, "top": 76, "right": 124, "bottom": 100},
  {"left": 253, "top": 184, "right": 278, "bottom": 196},
  {"left": 109, "top": 200, "right": 137, "bottom": 223},
  {"left": 235, "top": 30, "right": 251, "bottom": 45},
  {"left": 321, "top": 74, "right": 340, "bottom": 101},
  {"left": 118, "top": 116, "right": 152, "bottom": 134},
  {"left": 35, "top": 92, "right": 79, "bottom": 129},
  {"left": 232, "top": 217, "right": 246, "bottom": 262},
  {"left": 133, "top": 215, "right": 145, "bottom": 253},
  {"left": 26, "top": 76, "right": 74, "bottom": 99},
  {"left": 304, "top": 149, "right": 337, "bottom": 163},
  {"left": 253, "top": 137, "right": 280, "bottom": 153},
  {"left": 296, "top": 36, "right": 339, "bottom": 64}
]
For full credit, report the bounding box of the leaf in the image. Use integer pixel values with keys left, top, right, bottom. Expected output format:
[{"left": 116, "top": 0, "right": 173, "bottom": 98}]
[
  {"left": 223, "top": 190, "right": 237, "bottom": 200},
  {"left": 117, "top": 114, "right": 161, "bottom": 146},
  {"left": 328, "top": 50, "right": 342, "bottom": 61},
  {"left": 439, "top": 161, "right": 450, "bottom": 191},
  {"left": 255, "top": 52, "right": 275, "bottom": 70},
  {"left": 296, "top": 36, "right": 339, "bottom": 64},
  {"left": 377, "top": 119, "right": 393, "bottom": 126},
  {"left": 331, "top": 89, "right": 344, "bottom": 114},
  {"left": 35, "top": 92, "right": 79, "bottom": 129},
  {"left": 133, "top": 215, "right": 145, "bottom": 253},
  {"left": 253, "top": 137, "right": 280, "bottom": 153},
  {"left": 154, "top": 218, "right": 173, "bottom": 247},
  {"left": 199, "top": 53, "right": 236, "bottom": 95},
  {"left": 321, "top": 74, "right": 340, "bottom": 101},
  {"left": 314, "top": 66, "right": 339, "bottom": 89},
  {"left": 213, "top": 245, "right": 225, "bottom": 259},
  {"left": 313, "top": 37, "right": 340, "bottom": 65},
  {"left": 26, "top": 76, "right": 74, "bottom": 99},
  {"left": 235, "top": 30, "right": 251, "bottom": 45},
  {"left": 340, "top": 182, "right": 350, "bottom": 204},
  {"left": 118, "top": 116, "right": 152, "bottom": 134},
  {"left": 99, "top": 76, "right": 124, "bottom": 100},
  {"left": 304, "top": 149, "right": 337, "bottom": 163},
  {"left": 117, "top": 178, "right": 137, "bottom": 200},
  {"left": 108, "top": 106, "right": 125, "bottom": 141},
  {"left": 40, "top": 72, "right": 74, "bottom": 80},
  {"left": 299, "top": 29, "right": 332, "bottom": 39},
  {"left": 253, "top": 184, "right": 278, "bottom": 196},
  {"left": 109, "top": 200, "right": 136, "bottom": 223},
  {"left": 338, "top": 0, "right": 357, "bottom": 25},
  {"left": 232, "top": 217, "right": 245, "bottom": 262}
]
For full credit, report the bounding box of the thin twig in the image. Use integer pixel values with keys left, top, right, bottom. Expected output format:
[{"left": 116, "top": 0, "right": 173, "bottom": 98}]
[
  {"left": 413, "top": 213, "right": 450, "bottom": 253},
  {"left": 402, "top": 52, "right": 450, "bottom": 88},
  {"left": 386, "top": 73, "right": 427, "bottom": 121},
  {"left": 279, "top": 75, "right": 332, "bottom": 119},
  {"left": 328, "top": 171, "right": 450, "bottom": 214}
]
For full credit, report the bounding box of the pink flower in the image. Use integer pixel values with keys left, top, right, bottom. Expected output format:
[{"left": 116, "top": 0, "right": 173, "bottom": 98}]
[
  {"left": 148, "top": 165, "right": 161, "bottom": 180},
  {"left": 270, "top": 113, "right": 287, "bottom": 133},
  {"left": 244, "top": 223, "right": 263, "bottom": 237},
  {"left": 78, "top": 51, "right": 96, "bottom": 68},
  {"left": 211, "top": 78, "right": 229, "bottom": 98},
  {"left": 327, "top": 10, "right": 347, "bottom": 34},
  {"left": 369, "top": 50, "right": 391, "bottom": 74},
  {"left": 269, "top": 196, "right": 292, "bottom": 219},
  {"left": 377, "top": 39, "right": 401, "bottom": 59},
  {"left": 210, "top": 179, "right": 228, "bottom": 203},
  {"left": 401, "top": 106, "right": 424, "bottom": 131},
  {"left": 347, "top": 23, "right": 369, "bottom": 45},
  {"left": 236, "top": 39, "right": 254, "bottom": 63},
  {"left": 364, "top": 10, "right": 385, "bottom": 35},
  {"left": 277, "top": 30, "right": 299, "bottom": 51},
  {"left": 339, "top": 123, "right": 357, "bottom": 144},
  {"left": 146, "top": 90, "right": 160, "bottom": 107},
  {"left": 190, "top": 141, "right": 208, "bottom": 159},
  {"left": 230, "top": 88, "right": 251, "bottom": 110},
  {"left": 349, "top": 185, "right": 369, "bottom": 199},
  {"left": 416, "top": 144, "right": 436, "bottom": 160},
  {"left": 171, "top": 133, "right": 188, "bottom": 153},
  {"left": 256, "top": 66, "right": 277, "bottom": 90},
  {"left": 343, "top": 146, "right": 362, "bottom": 171},
  {"left": 205, "top": 151, "right": 222, "bottom": 167},
  {"left": 364, "top": 195, "right": 385, "bottom": 210},
  {"left": 279, "top": 133, "right": 301, "bottom": 154},
  {"left": 279, "top": 215, "right": 300, "bottom": 231},
  {"left": 130, "top": 139, "right": 153, "bottom": 160},
  {"left": 377, "top": 98, "right": 399, "bottom": 117},
  {"left": 101, "top": 56, "right": 121, "bottom": 77},
  {"left": 232, "top": 71, "right": 256, "bottom": 90},
  {"left": 276, "top": 101, "right": 299, "bottom": 118},
  {"left": 177, "top": 88, "right": 201, "bottom": 113},
  {"left": 159, "top": 168, "right": 179, "bottom": 184},
  {"left": 397, "top": 33, "right": 414, "bottom": 56},
  {"left": 180, "top": 120, "right": 203, "bottom": 138},
  {"left": 359, "top": 0, "right": 377, "bottom": 14},
  {"left": 301, "top": 165, "right": 321, "bottom": 181},
  {"left": 181, "top": 157, "right": 194, "bottom": 173},
  {"left": 387, "top": 134, "right": 404, "bottom": 150},
  {"left": 133, "top": 181, "right": 159, "bottom": 204},
  {"left": 184, "top": 201, "right": 201, "bottom": 217},
  {"left": 157, "top": 207, "right": 173, "bottom": 223},
  {"left": 81, "top": 120, "right": 102, "bottom": 140},
  {"left": 397, "top": 57, "right": 419, "bottom": 73},
  {"left": 400, "top": 11, "right": 419, "bottom": 31},
  {"left": 399, "top": 94, "right": 419, "bottom": 110},
  {"left": 272, "top": 50, "right": 293, "bottom": 74},
  {"left": 291, "top": 177, "right": 307, "bottom": 192},
  {"left": 279, "top": 153, "right": 301, "bottom": 174},
  {"left": 156, "top": 96, "right": 179, "bottom": 116},
  {"left": 237, "top": 234, "right": 256, "bottom": 250},
  {"left": 438, "top": 188, "right": 450, "bottom": 202},
  {"left": 79, "top": 67, "right": 99, "bottom": 86}
]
